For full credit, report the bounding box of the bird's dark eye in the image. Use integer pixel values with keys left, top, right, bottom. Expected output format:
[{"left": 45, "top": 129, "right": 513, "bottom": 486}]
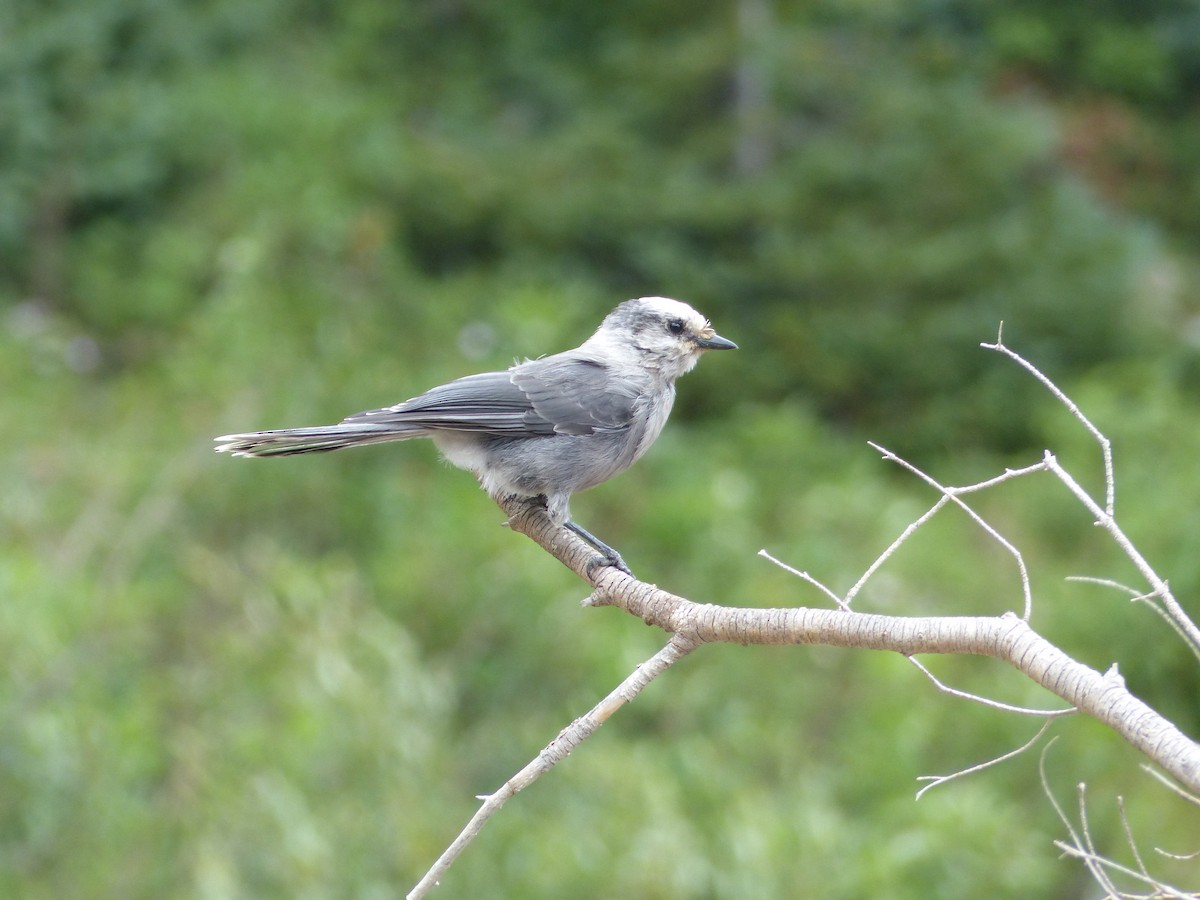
[{"left": 666, "top": 318, "right": 685, "bottom": 335}]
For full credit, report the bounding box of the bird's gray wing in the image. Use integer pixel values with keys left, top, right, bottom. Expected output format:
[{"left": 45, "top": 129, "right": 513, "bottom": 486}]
[
  {"left": 511, "top": 354, "right": 640, "bottom": 435},
  {"left": 342, "top": 371, "right": 539, "bottom": 432},
  {"left": 341, "top": 355, "right": 639, "bottom": 436}
]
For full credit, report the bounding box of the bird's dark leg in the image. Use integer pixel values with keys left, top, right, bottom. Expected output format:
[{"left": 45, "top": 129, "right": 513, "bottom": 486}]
[
  {"left": 565, "top": 520, "right": 632, "bottom": 576},
  {"left": 510, "top": 494, "right": 632, "bottom": 576}
]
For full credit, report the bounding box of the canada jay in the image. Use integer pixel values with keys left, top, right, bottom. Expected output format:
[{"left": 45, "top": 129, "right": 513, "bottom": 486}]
[{"left": 215, "top": 296, "right": 737, "bottom": 572}]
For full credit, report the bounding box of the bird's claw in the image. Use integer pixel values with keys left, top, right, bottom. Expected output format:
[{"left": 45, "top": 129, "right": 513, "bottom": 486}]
[
  {"left": 566, "top": 519, "right": 633, "bottom": 577},
  {"left": 586, "top": 551, "right": 632, "bottom": 577}
]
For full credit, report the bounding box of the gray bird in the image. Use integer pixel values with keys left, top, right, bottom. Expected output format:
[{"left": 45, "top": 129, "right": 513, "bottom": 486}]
[{"left": 215, "top": 296, "right": 737, "bottom": 573}]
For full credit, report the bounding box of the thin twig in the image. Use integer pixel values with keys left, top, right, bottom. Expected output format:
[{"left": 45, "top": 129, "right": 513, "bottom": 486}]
[
  {"left": 907, "top": 656, "right": 1076, "bottom": 717},
  {"left": 407, "top": 633, "right": 699, "bottom": 899},
  {"left": 840, "top": 460, "right": 1047, "bottom": 610},
  {"left": 1142, "top": 762, "right": 1200, "bottom": 861},
  {"left": 916, "top": 719, "right": 1056, "bottom": 800},
  {"left": 870, "top": 442, "right": 1035, "bottom": 621},
  {"left": 758, "top": 549, "right": 850, "bottom": 610},
  {"left": 1130, "top": 594, "right": 1200, "bottom": 667},
  {"left": 1067, "top": 577, "right": 1200, "bottom": 665},
  {"left": 1117, "top": 795, "right": 1151, "bottom": 882},
  {"left": 1040, "top": 738, "right": 1081, "bottom": 847},
  {"left": 842, "top": 495, "right": 948, "bottom": 609},
  {"left": 1154, "top": 847, "right": 1200, "bottom": 862},
  {"left": 1140, "top": 764, "right": 1200, "bottom": 808},
  {"left": 1077, "top": 782, "right": 1123, "bottom": 897},
  {"left": 1054, "top": 842, "right": 1196, "bottom": 899},
  {"left": 1045, "top": 453, "right": 1200, "bottom": 654},
  {"left": 982, "top": 329, "right": 1115, "bottom": 517},
  {"left": 983, "top": 326, "right": 1200, "bottom": 654},
  {"left": 940, "top": 461, "right": 1052, "bottom": 495},
  {"left": 1065, "top": 575, "right": 1150, "bottom": 598},
  {"left": 1041, "top": 742, "right": 1125, "bottom": 896},
  {"left": 1049, "top": 781, "right": 1200, "bottom": 898}
]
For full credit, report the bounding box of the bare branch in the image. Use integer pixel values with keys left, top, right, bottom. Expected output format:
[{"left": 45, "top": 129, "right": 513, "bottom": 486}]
[
  {"left": 916, "top": 719, "right": 1056, "bottom": 800},
  {"left": 1039, "top": 741, "right": 1105, "bottom": 893},
  {"left": 979, "top": 333, "right": 1200, "bottom": 652},
  {"left": 1117, "top": 795, "right": 1152, "bottom": 883},
  {"left": 758, "top": 548, "right": 850, "bottom": 610},
  {"left": 1054, "top": 841, "right": 1196, "bottom": 899},
  {"left": 1076, "top": 782, "right": 1124, "bottom": 897},
  {"left": 1041, "top": 745, "right": 1120, "bottom": 896},
  {"left": 411, "top": 334, "right": 1200, "bottom": 894},
  {"left": 869, "top": 442, "right": 1035, "bottom": 620},
  {"left": 407, "top": 633, "right": 698, "bottom": 899},
  {"left": 1042, "top": 748, "right": 1199, "bottom": 898},
  {"left": 839, "top": 459, "right": 1047, "bottom": 611},
  {"left": 500, "top": 494, "right": 1200, "bottom": 794},
  {"left": 906, "top": 656, "right": 1075, "bottom": 717},
  {"left": 843, "top": 495, "right": 949, "bottom": 609},
  {"left": 981, "top": 333, "right": 1115, "bottom": 517},
  {"left": 944, "top": 461, "right": 1052, "bottom": 494},
  {"left": 1155, "top": 847, "right": 1200, "bottom": 862},
  {"left": 1141, "top": 765, "right": 1200, "bottom": 808},
  {"left": 1065, "top": 575, "right": 1149, "bottom": 598},
  {"left": 1045, "top": 453, "right": 1200, "bottom": 655},
  {"left": 1066, "top": 578, "right": 1200, "bottom": 665}
]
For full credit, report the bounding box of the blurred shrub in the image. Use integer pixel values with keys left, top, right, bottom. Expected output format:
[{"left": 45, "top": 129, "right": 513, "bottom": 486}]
[
  {"left": 4, "top": 1, "right": 1199, "bottom": 896},
  {"left": 3, "top": 0, "right": 1185, "bottom": 455}
]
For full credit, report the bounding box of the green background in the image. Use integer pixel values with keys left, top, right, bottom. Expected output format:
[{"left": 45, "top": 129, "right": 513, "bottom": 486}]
[{"left": 3, "top": 1, "right": 1199, "bottom": 896}]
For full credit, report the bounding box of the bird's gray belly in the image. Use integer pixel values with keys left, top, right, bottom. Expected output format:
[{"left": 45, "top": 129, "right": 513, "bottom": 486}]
[{"left": 475, "top": 430, "right": 639, "bottom": 497}]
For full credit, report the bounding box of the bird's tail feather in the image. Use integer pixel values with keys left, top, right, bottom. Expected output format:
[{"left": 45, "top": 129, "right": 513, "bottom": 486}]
[{"left": 214, "top": 423, "right": 424, "bottom": 457}]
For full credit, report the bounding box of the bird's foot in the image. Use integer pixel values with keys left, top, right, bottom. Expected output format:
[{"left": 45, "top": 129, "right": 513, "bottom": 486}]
[
  {"left": 565, "top": 520, "right": 633, "bottom": 577},
  {"left": 586, "top": 551, "right": 632, "bottom": 577}
]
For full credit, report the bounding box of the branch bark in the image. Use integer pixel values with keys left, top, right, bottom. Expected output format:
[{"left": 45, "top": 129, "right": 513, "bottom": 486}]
[
  {"left": 411, "top": 339, "right": 1199, "bottom": 896},
  {"left": 499, "top": 495, "right": 1200, "bottom": 794}
]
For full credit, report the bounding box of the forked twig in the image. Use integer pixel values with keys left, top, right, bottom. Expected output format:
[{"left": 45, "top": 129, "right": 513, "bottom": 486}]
[
  {"left": 982, "top": 325, "right": 1115, "bottom": 517},
  {"left": 1041, "top": 742, "right": 1116, "bottom": 894},
  {"left": 1042, "top": 746, "right": 1199, "bottom": 898},
  {"left": 869, "top": 443, "right": 1037, "bottom": 620},
  {"left": 1046, "top": 454, "right": 1200, "bottom": 655},
  {"left": 837, "top": 460, "right": 1051, "bottom": 612},
  {"left": 984, "top": 327, "right": 1200, "bottom": 656}
]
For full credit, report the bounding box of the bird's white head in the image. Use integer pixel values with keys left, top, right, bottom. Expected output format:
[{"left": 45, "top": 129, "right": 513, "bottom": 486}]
[{"left": 589, "top": 296, "right": 737, "bottom": 380}]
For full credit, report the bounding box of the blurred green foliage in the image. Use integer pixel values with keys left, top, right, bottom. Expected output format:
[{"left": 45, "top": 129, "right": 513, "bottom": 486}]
[{"left": 3, "top": 0, "right": 1199, "bottom": 897}]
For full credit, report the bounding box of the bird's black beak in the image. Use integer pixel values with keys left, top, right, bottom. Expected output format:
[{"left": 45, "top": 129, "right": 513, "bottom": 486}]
[{"left": 695, "top": 333, "right": 738, "bottom": 351}]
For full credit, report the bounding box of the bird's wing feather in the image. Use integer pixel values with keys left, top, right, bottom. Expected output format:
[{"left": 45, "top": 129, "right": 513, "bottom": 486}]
[
  {"left": 513, "top": 354, "right": 640, "bottom": 435},
  {"left": 341, "top": 356, "right": 639, "bottom": 436},
  {"left": 342, "top": 371, "right": 540, "bottom": 433}
]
